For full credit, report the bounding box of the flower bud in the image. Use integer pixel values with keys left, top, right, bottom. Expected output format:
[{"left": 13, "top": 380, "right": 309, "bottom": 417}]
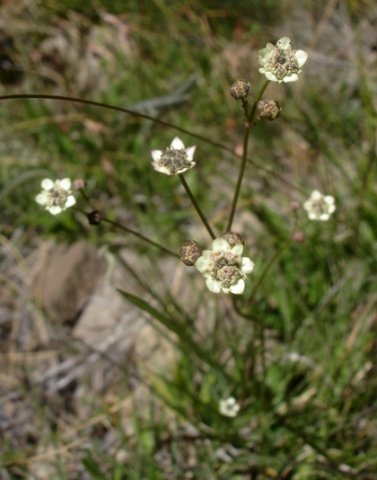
[
  {"left": 87, "top": 210, "right": 103, "bottom": 226},
  {"left": 256, "top": 99, "right": 281, "bottom": 121},
  {"left": 292, "top": 231, "right": 305, "bottom": 243},
  {"left": 73, "top": 178, "right": 87, "bottom": 190},
  {"left": 230, "top": 80, "right": 251, "bottom": 100},
  {"left": 289, "top": 200, "right": 300, "bottom": 211},
  {"left": 180, "top": 240, "right": 202, "bottom": 266},
  {"left": 222, "top": 231, "right": 244, "bottom": 247}
]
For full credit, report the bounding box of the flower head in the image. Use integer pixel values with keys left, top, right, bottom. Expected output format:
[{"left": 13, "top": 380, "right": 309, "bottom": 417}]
[
  {"left": 180, "top": 240, "right": 202, "bottom": 266},
  {"left": 230, "top": 80, "right": 251, "bottom": 100},
  {"left": 219, "top": 397, "right": 240, "bottom": 418},
  {"left": 150, "top": 137, "right": 196, "bottom": 176},
  {"left": 195, "top": 237, "right": 254, "bottom": 294},
  {"left": 258, "top": 36, "right": 308, "bottom": 83},
  {"left": 303, "top": 190, "right": 336, "bottom": 221},
  {"left": 35, "top": 178, "right": 76, "bottom": 215},
  {"left": 256, "top": 99, "right": 281, "bottom": 121}
]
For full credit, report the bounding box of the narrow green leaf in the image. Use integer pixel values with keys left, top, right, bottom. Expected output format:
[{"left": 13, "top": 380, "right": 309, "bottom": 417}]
[{"left": 117, "top": 289, "right": 227, "bottom": 377}]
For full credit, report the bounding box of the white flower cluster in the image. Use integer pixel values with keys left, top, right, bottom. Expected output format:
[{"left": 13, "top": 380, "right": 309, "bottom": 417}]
[
  {"left": 195, "top": 238, "right": 254, "bottom": 295},
  {"left": 219, "top": 397, "right": 240, "bottom": 417},
  {"left": 258, "top": 36, "right": 308, "bottom": 83},
  {"left": 303, "top": 190, "right": 336, "bottom": 221},
  {"left": 150, "top": 137, "right": 196, "bottom": 176},
  {"left": 35, "top": 178, "right": 76, "bottom": 215}
]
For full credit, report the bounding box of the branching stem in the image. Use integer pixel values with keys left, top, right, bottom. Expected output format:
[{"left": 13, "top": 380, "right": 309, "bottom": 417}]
[{"left": 227, "top": 80, "right": 269, "bottom": 231}]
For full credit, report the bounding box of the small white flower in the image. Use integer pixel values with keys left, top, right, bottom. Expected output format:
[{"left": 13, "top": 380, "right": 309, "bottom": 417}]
[
  {"left": 258, "top": 36, "right": 308, "bottom": 83},
  {"left": 219, "top": 397, "right": 240, "bottom": 418},
  {"left": 303, "top": 190, "right": 336, "bottom": 221},
  {"left": 35, "top": 177, "right": 76, "bottom": 215},
  {"left": 150, "top": 137, "right": 196, "bottom": 176},
  {"left": 195, "top": 238, "right": 254, "bottom": 295}
]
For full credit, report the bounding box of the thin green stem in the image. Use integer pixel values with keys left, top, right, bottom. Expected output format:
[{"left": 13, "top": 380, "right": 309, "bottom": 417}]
[
  {"left": 79, "top": 189, "right": 95, "bottom": 210},
  {"left": 249, "top": 80, "right": 270, "bottom": 121},
  {"left": 102, "top": 217, "right": 180, "bottom": 259},
  {"left": 0, "top": 93, "right": 308, "bottom": 197},
  {"left": 0, "top": 93, "right": 233, "bottom": 156},
  {"left": 227, "top": 123, "right": 252, "bottom": 231},
  {"left": 179, "top": 174, "right": 216, "bottom": 239},
  {"left": 227, "top": 80, "right": 269, "bottom": 231}
]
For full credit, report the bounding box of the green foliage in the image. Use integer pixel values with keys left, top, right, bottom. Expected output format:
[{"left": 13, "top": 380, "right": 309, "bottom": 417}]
[{"left": 1, "top": 0, "right": 376, "bottom": 478}]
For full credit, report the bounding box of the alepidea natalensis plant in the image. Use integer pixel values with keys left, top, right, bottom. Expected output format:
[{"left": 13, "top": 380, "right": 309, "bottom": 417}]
[
  {"left": 2, "top": 33, "right": 358, "bottom": 478},
  {"left": 19, "top": 36, "right": 337, "bottom": 297}
]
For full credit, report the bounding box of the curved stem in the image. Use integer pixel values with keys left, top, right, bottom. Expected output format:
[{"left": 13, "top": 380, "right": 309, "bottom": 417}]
[
  {"left": 102, "top": 217, "right": 180, "bottom": 259},
  {"left": 179, "top": 174, "right": 215, "bottom": 239},
  {"left": 0, "top": 93, "right": 306, "bottom": 194},
  {"left": 227, "top": 80, "right": 270, "bottom": 231},
  {"left": 0, "top": 93, "right": 233, "bottom": 156}
]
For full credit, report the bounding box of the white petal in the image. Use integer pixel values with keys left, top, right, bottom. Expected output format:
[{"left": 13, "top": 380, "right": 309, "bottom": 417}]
[
  {"left": 65, "top": 195, "right": 76, "bottom": 208},
  {"left": 212, "top": 238, "right": 230, "bottom": 252},
  {"left": 195, "top": 253, "right": 211, "bottom": 273},
  {"left": 206, "top": 276, "right": 222, "bottom": 293},
  {"left": 231, "top": 244, "right": 243, "bottom": 256},
  {"left": 152, "top": 164, "right": 172, "bottom": 175},
  {"left": 295, "top": 50, "right": 308, "bottom": 67},
  {"left": 324, "top": 195, "right": 335, "bottom": 205},
  {"left": 185, "top": 145, "right": 196, "bottom": 162},
  {"left": 258, "top": 44, "right": 274, "bottom": 64},
  {"left": 241, "top": 257, "right": 255, "bottom": 274},
  {"left": 303, "top": 200, "right": 311, "bottom": 211},
  {"left": 41, "top": 178, "right": 54, "bottom": 190},
  {"left": 319, "top": 214, "right": 330, "bottom": 221},
  {"left": 264, "top": 71, "right": 279, "bottom": 82},
  {"left": 283, "top": 73, "right": 299, "bottom": 83},
  {"left": 311, "top": 190, "right": 322, "bottom": 200},
  {"left": 175, "top": 164, "right": 195, "bottom": 175},
  {"left": 35, "top": 192, "right": 48, "bottom": 205},
  {"left": 48, "top": 206, "right": 62, "bottom": 215},
  {"left": 328, "top": 204, "right": 336, "bottom": 214},
  {"left": 258, "top": 49, "right": 268, "bottom": 66},
  {"left": 308, "top": 212, "right": 317, "bottom": 220},
  {"left": 60, "top": 178, "right": 71, "bottom": 191},
  {"left": 277, "top": 36, "right": 291, "bottom": 50},
  {"left": 151, "top": 150, "right": 162, "bottom": 162},
  {"left": 171, "top": 137, "right": 185, "bottom": 150},
  {"left": 230, "top": 279, "right": 245, "bottom": 295}
]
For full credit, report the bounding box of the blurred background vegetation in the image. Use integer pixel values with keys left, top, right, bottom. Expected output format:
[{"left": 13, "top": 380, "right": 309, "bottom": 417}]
[{"left": 0, "top": 0, "right": 376, "bottom": 479}]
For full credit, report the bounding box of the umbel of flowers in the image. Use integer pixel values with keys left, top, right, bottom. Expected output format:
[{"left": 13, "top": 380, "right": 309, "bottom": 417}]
[
  {"left": 219, "top": 397, "right": 240, "bottom": 418},
  {"left": 151, "top": 137, "right": 196, "bottom": 176},
  {"left": 303, "top": 190, "right": 336, "bottom": 221},
  {"left": 35, "top": 178, "right": 76, "bottom": 215},
  {"left": 258, "top": 36, "right": 308, "bottom": 83},
  {"left": 193, "top": 234, "right": 255, "bottom": 295}
]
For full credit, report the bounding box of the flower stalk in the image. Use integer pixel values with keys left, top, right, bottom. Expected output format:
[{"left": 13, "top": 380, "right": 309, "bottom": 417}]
[
  {"left": 179, "top": 174, "right": 216, "bottom": 240},
  {"left": 102, "top": 217, "right": 180, "bottom": 259},
  {"left": 227, "top": 80, "right": 270, "bottom": 231},
  {"left": 0, "top": 93, "right": 233, "bottom": 156}
]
